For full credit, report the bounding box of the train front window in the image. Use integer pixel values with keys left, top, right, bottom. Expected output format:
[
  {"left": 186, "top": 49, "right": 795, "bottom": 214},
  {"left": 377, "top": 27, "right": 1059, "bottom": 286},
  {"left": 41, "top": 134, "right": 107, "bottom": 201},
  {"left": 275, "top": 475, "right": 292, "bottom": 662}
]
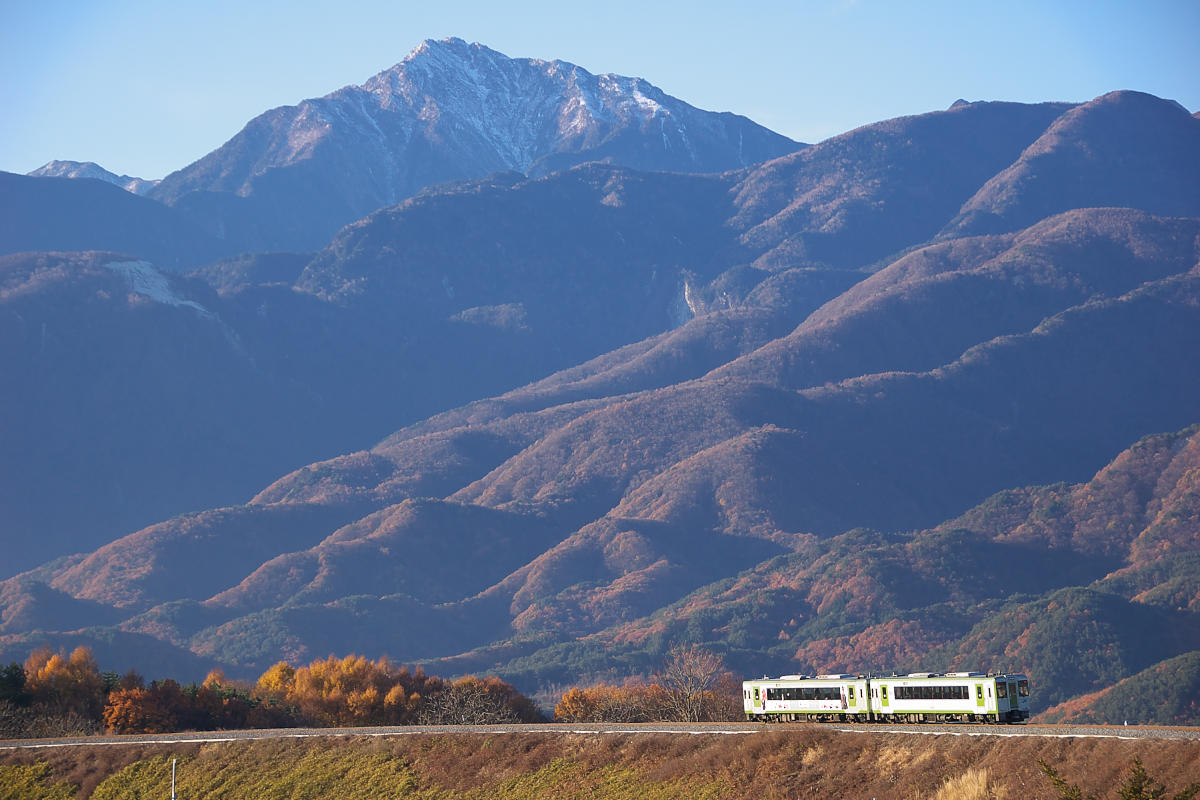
[{"left": 1018, "top": 680, "right": 1029, "bottom": 697}]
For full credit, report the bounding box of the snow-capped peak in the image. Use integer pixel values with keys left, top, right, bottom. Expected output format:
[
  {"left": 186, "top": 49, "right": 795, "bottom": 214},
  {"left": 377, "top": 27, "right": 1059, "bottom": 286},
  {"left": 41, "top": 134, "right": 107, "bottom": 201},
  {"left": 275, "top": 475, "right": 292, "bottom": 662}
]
[
  {"left": 147, "top": 37, "right": 799, "bottom": 252},
  {"left": 30, "top": 161, "right": 158, "bottom": 195}
]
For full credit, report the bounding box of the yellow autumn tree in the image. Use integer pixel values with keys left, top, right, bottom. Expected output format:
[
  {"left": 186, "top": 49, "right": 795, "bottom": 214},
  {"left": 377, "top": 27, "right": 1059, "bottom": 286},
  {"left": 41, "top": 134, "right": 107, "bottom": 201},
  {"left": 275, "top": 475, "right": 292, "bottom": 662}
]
[
  {"left": 257, "top": 654, "right": 441, "bottom": 726},
  {"left": 24, "top": 645, "right": 105, "bottom": 719},
  {"left": 255, "top": 661, "right": 296, "bottom": 696}
]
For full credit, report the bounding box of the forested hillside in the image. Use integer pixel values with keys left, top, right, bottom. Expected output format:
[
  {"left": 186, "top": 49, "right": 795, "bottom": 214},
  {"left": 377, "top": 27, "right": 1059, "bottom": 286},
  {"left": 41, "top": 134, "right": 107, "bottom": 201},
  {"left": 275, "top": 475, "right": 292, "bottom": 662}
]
[{"left": 2, "top": 68, "right": 1198, "bottom": 724}]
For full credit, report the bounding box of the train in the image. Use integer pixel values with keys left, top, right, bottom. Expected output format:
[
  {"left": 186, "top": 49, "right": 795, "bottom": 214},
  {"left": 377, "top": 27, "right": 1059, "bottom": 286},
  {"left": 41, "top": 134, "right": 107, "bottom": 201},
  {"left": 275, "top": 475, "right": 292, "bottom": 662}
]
[{"left": 742, "top": 671, "right": 1030, "bottom": 723}]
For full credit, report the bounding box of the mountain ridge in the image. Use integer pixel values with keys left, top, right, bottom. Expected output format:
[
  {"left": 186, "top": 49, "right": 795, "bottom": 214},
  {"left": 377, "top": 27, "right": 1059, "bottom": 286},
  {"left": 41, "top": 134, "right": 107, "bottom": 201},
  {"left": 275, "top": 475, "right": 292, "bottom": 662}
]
[
  {"left": 146, "top": 37, "right": 801, "bottom": 252},
  {"left": 27, "top": 160, "right": 158, "bottom": 194}
]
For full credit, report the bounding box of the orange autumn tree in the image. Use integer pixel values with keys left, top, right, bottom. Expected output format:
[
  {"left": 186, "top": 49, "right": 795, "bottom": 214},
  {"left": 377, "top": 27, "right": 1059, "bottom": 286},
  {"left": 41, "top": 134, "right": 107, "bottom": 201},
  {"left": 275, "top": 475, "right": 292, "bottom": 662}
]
[
  {"left": 554, "top": 682, "right": 670, "bottom": 722},
  {"left": 102, "top": 684, "right": 180, "bottom": 734},
  {"left": 24, "top": 645, "right": 105, "bottom": 720},
  {"left": 555, "top": 646, "right": 742, "bottom": 723}
]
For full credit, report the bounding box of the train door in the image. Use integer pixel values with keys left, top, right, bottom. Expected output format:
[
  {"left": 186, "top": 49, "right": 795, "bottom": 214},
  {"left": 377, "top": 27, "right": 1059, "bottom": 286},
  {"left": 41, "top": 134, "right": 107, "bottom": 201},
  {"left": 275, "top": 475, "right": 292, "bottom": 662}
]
[
  {"left": 1007, "top": 681, "right": 1018, "bottom": 712},
  {"left": 880, "top": 683, "right": 889, "bottom": 709},
  {"left": 995, "top": 678, "right": 1008, "bottom": 717},
  {"left": 753, "top": 685, "right": 763, "bottom": 711},
  {"left": 975, "top": 683, "right": 985, "bottom": 710}
]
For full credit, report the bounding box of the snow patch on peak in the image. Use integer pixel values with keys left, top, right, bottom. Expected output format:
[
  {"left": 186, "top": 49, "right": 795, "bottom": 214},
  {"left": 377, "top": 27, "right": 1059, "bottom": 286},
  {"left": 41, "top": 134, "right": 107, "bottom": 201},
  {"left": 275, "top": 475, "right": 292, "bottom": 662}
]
[
  {"left": 29, "top": 161, "right": 158, "bottom": 195},
  {"left": 105, "top": 261, "right": 212, "bottom": 317}
]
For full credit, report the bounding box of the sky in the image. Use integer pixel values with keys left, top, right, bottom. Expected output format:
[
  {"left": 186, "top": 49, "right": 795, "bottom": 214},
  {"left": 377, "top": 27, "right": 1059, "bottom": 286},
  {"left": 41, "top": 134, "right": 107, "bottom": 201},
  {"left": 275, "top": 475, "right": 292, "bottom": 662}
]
[{"left": 3, "top": 0, "right": 1197, "bottom": 180}]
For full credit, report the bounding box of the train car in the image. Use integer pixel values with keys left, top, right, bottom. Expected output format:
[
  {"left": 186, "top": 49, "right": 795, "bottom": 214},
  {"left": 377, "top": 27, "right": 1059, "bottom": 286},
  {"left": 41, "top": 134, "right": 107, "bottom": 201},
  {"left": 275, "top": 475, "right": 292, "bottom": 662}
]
[
  {"left": 744, "top": 671, "right": 1030, "bottom": 723},
  {"left": 868, "top": 672, "right": 1030, "bottom": 723},
  {"left": 742, "top": 674, "right": 871, "bottom": 722}
]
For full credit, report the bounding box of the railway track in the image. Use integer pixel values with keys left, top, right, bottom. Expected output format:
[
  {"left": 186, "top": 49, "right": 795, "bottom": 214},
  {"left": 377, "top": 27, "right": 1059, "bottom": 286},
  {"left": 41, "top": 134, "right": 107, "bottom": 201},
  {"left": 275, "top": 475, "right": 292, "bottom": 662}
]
[{"left": 3, "top": 721, "right": 1198, "bottom": 750}]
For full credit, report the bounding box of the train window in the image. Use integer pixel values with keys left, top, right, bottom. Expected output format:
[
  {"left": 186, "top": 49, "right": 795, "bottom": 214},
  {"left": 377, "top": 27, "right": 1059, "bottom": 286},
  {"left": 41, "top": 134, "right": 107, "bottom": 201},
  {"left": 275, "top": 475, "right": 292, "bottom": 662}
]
[
  {"left": 1018, "top": 680, "right": 1029, "bottom": 697},
  {"left": 997, "top": 682, "right": 1008, "bottom": 698},
  {"left": 896, "top": 684, "right": 970, "bottom": 700}
]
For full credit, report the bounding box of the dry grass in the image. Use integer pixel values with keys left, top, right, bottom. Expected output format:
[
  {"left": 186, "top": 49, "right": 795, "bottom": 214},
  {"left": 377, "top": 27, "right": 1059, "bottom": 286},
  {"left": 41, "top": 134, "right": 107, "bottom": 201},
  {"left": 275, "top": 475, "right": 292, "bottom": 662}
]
[
  {"left": 1, "top": 729, "right": 1198, "bottom": 799},
  {"left": 919, "top": 767, "right": 1007, "bottom": 800}
]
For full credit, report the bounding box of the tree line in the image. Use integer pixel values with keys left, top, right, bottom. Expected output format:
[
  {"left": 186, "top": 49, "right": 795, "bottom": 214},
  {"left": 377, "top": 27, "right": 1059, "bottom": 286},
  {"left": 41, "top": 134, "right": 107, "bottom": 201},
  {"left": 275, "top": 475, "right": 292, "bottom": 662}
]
[
  {"left": 0, "top": 642, "right": 743, "bottom": 737},
  {"left": 0, "top": 646, "right": 544, "bottom": 737}
]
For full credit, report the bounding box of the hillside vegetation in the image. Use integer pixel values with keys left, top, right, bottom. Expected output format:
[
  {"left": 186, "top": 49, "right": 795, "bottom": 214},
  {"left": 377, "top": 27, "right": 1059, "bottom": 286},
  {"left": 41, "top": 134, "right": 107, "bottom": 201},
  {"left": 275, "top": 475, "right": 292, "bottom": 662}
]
[{"left": 2, "top": 730, "right": 1198, "bottom": 800}]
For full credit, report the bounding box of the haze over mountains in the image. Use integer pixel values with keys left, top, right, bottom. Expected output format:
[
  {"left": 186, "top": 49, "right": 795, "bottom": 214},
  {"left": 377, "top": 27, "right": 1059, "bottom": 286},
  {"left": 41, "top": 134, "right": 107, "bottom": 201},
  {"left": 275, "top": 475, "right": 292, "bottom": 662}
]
[{"left": 2, "top": 37, "right": 1199, "bottom": 723}]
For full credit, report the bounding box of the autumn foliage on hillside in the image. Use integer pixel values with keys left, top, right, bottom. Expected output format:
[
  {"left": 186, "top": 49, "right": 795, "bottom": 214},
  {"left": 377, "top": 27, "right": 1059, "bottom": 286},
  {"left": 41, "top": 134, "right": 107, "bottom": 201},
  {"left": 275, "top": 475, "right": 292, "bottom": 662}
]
[{"left": 1, "top": 647, "right": 542, "bottom": 738}]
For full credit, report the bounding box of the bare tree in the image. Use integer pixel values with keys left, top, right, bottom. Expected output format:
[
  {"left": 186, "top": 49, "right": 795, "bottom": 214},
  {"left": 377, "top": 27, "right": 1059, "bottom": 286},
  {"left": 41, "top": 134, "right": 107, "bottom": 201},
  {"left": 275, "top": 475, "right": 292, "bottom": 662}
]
[
  {"left": 416, "top": 677, "right": 521, "bottom": 725},
  {"left": 656, "top": 644, "right": 728, "bottom": 722}
]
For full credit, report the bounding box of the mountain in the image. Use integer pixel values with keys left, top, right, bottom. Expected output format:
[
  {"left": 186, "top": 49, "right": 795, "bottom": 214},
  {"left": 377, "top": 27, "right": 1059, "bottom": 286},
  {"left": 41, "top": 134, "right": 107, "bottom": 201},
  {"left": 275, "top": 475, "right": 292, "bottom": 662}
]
[
  {"left": 2, "top": 94, "right": 1082, "bottom": 574},
  {"left": 5, "top": 207, "right": 1200, "bottom": 718},
  {"left": 1035, "top": 651, "right": 1200, "bottom": 725},
  {"left": 485, "top": 424, "right": 1200, "bottom": 711},
  {"left": 729, "top": 99, "right": 1073, "bottom": 268},
  {"left": 4, "top": 78, "right": 1200, "bottom": 720},
  {"left": 943, "top": 91, "right": 1200, "bottom": 237},
  {"left": 28, "top": 160, "right": 158, "bottom": 195},
  {"left": 0, "top": 251, "right": 343, "bottom": 573},
  {"left": 0, "top": 172, "right": 223, "bottom": 269},
  {"left": 147, "top": 37, "right": 801, "bottom": 253}
]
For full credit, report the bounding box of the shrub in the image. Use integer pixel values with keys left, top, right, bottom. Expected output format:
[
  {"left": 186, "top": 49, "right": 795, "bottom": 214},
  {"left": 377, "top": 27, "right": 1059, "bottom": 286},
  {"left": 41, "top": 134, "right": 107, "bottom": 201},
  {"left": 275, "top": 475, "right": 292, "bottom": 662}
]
[{"left": 1039, "top": 758, "right": 1200, "bottom": 800}]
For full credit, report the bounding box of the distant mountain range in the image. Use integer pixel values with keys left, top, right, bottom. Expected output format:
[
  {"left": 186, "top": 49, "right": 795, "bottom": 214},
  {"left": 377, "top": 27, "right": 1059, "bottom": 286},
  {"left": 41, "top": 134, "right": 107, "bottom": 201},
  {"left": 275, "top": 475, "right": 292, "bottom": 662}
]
[
  {"left": 2, "top": 37, "right": 1199, "bottom": 724},
  {"left": 28, "top": 160, "right": 158, "bottom": 195}
]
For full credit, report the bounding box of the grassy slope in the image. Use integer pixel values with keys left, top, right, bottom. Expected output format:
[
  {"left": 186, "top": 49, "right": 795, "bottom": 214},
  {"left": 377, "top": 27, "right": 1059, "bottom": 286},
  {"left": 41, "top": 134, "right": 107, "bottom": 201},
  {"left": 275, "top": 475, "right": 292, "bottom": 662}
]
[{"left": 2, "top": 731, "right": 1198, "bottom": 800}]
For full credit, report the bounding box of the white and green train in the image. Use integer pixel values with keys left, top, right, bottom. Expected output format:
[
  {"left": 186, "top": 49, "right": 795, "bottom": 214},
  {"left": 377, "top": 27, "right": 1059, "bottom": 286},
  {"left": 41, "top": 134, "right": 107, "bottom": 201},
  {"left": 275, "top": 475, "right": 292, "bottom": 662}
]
[{"left": 742, "top": 672, "right": 1030, "bottom": 723}]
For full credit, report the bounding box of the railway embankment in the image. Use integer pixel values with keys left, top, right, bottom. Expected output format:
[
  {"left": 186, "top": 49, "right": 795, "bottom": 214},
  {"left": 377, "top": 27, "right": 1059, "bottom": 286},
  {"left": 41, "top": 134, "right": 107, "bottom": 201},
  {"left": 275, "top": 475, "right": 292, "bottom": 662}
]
[{"left": 2, "top": 725, "right": 1198, "bottom": 798}]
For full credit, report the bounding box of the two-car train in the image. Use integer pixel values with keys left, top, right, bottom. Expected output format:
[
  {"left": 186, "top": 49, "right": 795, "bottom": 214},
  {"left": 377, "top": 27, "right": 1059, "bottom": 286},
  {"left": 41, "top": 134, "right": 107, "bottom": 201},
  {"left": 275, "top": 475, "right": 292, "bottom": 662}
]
[{"left": 743, "top": 671, "right": 1030, "bottom": 723}]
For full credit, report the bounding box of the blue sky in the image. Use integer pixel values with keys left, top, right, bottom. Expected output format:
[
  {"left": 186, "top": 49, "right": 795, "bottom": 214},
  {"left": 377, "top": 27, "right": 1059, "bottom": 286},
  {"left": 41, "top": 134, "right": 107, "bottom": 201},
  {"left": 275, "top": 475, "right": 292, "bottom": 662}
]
[{"left": 3, "top": 0, "right": 1197, "bottom": 179}]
